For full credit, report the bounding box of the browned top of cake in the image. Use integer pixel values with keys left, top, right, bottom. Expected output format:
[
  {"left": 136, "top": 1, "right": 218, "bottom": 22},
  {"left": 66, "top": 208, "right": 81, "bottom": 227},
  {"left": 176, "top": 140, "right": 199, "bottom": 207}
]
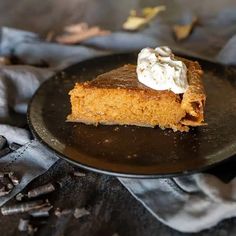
[
  {"left": 72, "top": 57, "right": 204, "bottom": 101},
  {"left": 83, "top": 64, "right": 148, "bottom": 90},
  {"left": 80, "top": 56, "right": 201, "bottom": 88}
]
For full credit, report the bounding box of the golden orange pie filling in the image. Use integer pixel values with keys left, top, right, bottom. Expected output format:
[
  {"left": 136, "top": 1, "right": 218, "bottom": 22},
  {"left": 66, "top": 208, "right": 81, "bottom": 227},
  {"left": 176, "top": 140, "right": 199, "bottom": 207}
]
[{"left": 67, "top": 56, "right": 206, "bottom": 132}]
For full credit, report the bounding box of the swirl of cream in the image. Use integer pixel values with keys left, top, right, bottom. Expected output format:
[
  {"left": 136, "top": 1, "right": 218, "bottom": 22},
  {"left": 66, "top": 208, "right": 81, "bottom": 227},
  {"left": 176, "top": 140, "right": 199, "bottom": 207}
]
[{"left": 136, "top": 46, "right": 188, "bottom": 94}]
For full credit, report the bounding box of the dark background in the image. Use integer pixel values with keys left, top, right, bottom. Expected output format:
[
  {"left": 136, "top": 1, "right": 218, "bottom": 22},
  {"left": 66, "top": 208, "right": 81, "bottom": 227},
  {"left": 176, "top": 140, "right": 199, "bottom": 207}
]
[{"left": 0, "top": 0, "right": 235, "bottom": 35}]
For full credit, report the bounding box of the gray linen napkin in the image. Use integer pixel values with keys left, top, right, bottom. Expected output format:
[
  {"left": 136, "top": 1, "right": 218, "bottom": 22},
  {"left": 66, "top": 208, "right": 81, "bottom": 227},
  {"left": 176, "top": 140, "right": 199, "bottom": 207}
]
[
  {"left": 1, "top": 8, "right": 236, "bottom": 232},
  {"left": 0, "top": 140, "right": 58, "bottom": 206},
  {"left": 119, "top": 175, "right": 236, "bottom": 233}
]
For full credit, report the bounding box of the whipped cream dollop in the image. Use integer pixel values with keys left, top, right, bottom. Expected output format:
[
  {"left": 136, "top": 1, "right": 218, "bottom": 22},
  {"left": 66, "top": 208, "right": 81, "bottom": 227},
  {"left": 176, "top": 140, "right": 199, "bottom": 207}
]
[{"left": 136, "top": 46, "right": 188, "bottom": 94}]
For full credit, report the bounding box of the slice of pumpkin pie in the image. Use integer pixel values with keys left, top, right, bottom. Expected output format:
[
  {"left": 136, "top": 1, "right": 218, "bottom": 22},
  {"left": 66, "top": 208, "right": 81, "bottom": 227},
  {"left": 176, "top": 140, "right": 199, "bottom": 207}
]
[{"left": 67, "top": 47, "right": 206, "bottom": 132}]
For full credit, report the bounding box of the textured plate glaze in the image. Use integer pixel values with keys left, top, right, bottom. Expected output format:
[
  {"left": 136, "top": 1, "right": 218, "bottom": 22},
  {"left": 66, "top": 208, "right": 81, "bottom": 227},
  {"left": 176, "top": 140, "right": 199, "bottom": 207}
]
[{"left": 28, "top": 53, "right": 236, "bottom": 177}]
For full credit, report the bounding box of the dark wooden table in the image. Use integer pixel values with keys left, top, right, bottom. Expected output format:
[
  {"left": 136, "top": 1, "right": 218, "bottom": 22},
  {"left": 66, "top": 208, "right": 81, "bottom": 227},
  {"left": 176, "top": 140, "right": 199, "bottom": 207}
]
[{"left": 1, "top": 159, "right": 236, "bottom": 236}]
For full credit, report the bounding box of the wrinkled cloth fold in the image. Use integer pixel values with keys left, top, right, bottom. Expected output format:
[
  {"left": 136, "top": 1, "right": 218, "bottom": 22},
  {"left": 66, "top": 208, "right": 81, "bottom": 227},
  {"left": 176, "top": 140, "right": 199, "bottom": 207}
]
[
  {"left": 119, "top": 174, "right": 236, "bottom": 233},
  {"left": 0, "top": 23, "right": 236, "bottom": 233},
  {"left": 0, "top": 140, "right": 58, "bottom": 207}
]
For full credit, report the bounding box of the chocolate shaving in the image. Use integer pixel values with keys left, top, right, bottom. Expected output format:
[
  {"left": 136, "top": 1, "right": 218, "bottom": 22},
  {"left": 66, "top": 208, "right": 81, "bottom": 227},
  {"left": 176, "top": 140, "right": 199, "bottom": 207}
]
[
  {"left": 54, "top": 208, "right": 72, "bottom": 217},
  {"left": 8, "top": 172, "right": 20, "bottom": 186},
  {"left": 56, "top": 23, "right": 110, "bottom": 44},
  {"left": 1, "top": 200, "right": 50, "bottom": 215},
  {"left": 0, "top": 172, "right": 20, "bottom": 196},
  {"left": 0, "top": 182, "right": 10, "bottom": 197},
  {"left": 2, "top": 175, "right": 14, "bottom": 190},
  {"left": 30, "top": 205, "right": 53, "bottom": 217},
  {"left": 27, "top": 183, "right": 55, "bottom": 198}
]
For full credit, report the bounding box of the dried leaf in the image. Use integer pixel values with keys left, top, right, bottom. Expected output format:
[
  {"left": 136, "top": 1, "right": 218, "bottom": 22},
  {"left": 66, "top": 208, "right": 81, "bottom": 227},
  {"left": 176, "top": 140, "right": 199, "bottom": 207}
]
[
  {"left": 173, "top": 17, "right": 197, "bottom": 40},
  {"left": 142, "top": 6, "right": 166, "bottom": 20},
  {"left": 123, "top": 15, "right": 147, "bottom": 31},
  {"left": 0, "top": 57, "right": 11, "bottom": 65},
  {"left": 130, "top": 9, "right": 137, "bottom": 17},
  {"left": 45, "top": 31, "right": 55, "bottom": 42},
  {"left": 123, "top": 6, "right": 166, "bottom": 31},
  {"left": 56, "top": 23, "right": 110, "bottom": 44}
]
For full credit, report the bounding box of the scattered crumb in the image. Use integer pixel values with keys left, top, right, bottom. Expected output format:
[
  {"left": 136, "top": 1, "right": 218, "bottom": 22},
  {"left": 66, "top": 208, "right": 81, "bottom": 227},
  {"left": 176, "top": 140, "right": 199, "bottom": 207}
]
[
  {"left": 103, "top": 139, "right": 110, "bottom": 144},
  {"left": 73, "top": 207, "right": 90, "bottom": 219},
  {"left": 127, "top": 153, "right": 138, "bottom": 159},
  {"left": 15, "top": 193, "right": 24, "bottom": 201},
  {"left": 18, "top": 218, "right": 29, "bottom": 232},
  {"left": 73, "top": 171, "right": 86, "bottom": 177},
  {"left": 27, "top": 224, "right": 37, "bottom": 236},
  {"left": 114, "top": 127, "right": 119, "bottom": 131}
]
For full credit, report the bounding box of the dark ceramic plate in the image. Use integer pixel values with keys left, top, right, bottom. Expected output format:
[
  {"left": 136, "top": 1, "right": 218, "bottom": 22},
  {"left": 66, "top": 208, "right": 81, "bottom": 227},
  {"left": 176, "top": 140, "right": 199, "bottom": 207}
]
[{"left": 28, "top": 53, "right": 236, "bottom": 178}]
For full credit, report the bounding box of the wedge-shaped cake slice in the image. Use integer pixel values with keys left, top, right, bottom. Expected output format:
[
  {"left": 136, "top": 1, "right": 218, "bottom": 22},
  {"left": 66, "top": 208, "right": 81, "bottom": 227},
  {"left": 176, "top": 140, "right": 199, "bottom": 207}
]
[{"left": 67, "top": 58, "right": 206, "bottom": 132}]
